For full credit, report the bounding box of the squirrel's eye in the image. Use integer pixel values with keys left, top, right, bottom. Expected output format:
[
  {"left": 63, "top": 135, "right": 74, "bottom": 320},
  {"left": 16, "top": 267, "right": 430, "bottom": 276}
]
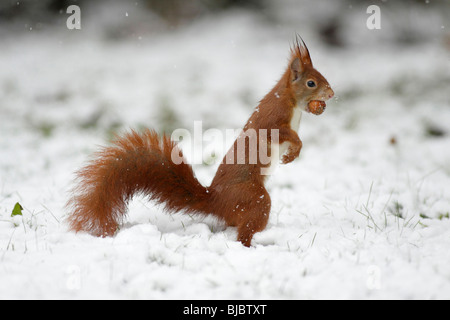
[{"left": 307, "top": 80, "right": 316, "bottom": 88}]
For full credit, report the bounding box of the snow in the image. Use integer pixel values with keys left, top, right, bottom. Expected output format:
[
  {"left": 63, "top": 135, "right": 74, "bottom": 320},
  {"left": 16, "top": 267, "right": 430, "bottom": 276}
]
[{"left": 1, "top": 0, "right": 450, "bottom": 299}]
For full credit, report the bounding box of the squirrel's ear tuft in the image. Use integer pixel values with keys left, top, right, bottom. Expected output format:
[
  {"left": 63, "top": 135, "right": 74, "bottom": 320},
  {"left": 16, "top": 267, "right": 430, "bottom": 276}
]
[
  {"left": 290, "top": 57, "right": 302, "bottom": 81},
  {"left": 292, "top": 35, "right": 313, "bottom": 67}
]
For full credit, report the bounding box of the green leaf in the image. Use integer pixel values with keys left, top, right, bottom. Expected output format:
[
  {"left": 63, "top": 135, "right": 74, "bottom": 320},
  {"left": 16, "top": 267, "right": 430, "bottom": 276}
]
[
  {"left": 438, "top": 212, "right": 449, "bottom": 220},
  {"left": 11, "top": 202, "right": 23, "bottom": 217}
]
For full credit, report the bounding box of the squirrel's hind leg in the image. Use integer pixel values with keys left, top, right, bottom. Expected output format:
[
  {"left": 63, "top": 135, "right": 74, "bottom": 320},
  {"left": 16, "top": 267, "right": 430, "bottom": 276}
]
[{"left": 236, "top": 188, "right": 271, "bottom": 247}]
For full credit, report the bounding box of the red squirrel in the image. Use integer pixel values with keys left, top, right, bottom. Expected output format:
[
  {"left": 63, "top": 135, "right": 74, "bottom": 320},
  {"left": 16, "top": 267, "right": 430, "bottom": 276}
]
[{"left": 66, "top": 38, "right": 334, "bottom": 247}]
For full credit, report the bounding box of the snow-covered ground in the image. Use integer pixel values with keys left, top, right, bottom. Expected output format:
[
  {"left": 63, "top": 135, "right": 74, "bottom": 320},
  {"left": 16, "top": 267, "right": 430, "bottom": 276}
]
[{"left": 1, "top": 0, "right": 450, "bottom": 299}]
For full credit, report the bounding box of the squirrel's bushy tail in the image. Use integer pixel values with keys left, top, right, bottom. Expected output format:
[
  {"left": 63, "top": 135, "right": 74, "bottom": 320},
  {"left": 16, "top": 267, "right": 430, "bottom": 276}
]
[{"left": 66, "top": 129, "right": 210, "bottom": 236}]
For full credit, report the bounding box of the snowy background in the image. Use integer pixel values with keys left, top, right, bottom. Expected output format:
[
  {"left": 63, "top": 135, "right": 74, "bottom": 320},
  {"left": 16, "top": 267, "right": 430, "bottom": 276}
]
[{"left": 1, "top": 0, "right": 450, "bottom": 299}]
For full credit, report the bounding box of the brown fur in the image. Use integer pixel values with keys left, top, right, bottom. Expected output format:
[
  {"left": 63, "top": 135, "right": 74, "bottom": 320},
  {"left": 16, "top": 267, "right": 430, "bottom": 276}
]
[
  {"left": 67, "top": 130, "right": 210, "bottom": 236},
  {"left": 66, "top": 38, "right": 334, "bottom": 246}
]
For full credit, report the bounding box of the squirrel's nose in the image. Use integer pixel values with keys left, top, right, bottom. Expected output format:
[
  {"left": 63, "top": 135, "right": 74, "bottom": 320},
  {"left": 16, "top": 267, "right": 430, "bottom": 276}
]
[
  {"left": 324, "top": 88, "right": 334, "bottom": 100},
  {"left": 328, "top": 89, "right": 334, "bottom": 99}
]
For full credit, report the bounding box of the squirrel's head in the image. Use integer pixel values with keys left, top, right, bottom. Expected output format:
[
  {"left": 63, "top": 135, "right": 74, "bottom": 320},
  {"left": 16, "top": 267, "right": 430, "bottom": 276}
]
[{"left": 288, "top": 37, "right": 334, "bottom": 111}]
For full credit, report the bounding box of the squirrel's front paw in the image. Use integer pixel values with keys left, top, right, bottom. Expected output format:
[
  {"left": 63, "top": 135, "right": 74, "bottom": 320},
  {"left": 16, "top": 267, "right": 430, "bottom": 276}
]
[
  {"left": 281, "top": 140, "right": 302, "bottom": 164},
  {"left": 281, "top": 149, "right": 299, "bottom": 164},
  {"left": 281, "top": 153, "right": 295, "bottom": 164}
]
